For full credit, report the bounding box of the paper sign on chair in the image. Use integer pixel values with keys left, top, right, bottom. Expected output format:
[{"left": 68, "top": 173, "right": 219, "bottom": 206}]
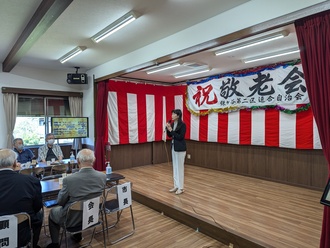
[
  {"left": 82, "top": 196, "right": 100, "bottom": 230},
  {"left": 0, "top": 215, "right": 18, "bottom": 248}
]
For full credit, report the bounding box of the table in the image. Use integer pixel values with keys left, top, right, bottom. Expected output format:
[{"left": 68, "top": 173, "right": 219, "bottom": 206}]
[
  {"left": 41, "top": 172, "right": 125, "bottom": 200},
  {"left": 36, "top": 158, "right": 77, "bottom": 168},
  {"left": 41, "top": 178, "right": 61, "bottom": 201},
  {"left": 106, "top": 173, "right": 125, "bottom": 185},
  {"left": 37, "top": 159, "right": 78, "bottom": 176}
]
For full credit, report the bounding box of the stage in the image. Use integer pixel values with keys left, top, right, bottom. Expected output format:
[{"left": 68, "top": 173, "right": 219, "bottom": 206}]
[{"left": 116, "top": 163, "right": 324, "bottom": 248}]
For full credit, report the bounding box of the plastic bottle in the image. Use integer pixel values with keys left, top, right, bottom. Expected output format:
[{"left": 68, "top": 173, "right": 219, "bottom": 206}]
[
  {"left": 70, "top": 152, "right": 75, "bottom": 163},
  {"left": 106, "top": 161, "right": 112, "bottom": 174}
]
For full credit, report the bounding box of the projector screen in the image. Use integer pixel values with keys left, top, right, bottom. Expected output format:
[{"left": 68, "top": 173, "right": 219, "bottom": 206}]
[{"left": 51, "top": 117, "right": 89, "bottom": 139}]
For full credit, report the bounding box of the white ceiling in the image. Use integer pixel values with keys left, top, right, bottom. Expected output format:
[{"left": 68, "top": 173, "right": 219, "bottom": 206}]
[
  {"left": 0, "top": 0, "right": 326, "bottom": 84},
  {"left": 124, "top": 24, "right": 299, "bottom": 83}
]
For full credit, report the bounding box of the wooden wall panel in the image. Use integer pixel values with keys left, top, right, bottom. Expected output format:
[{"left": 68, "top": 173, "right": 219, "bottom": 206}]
[
  {"left": 311, "top": 155, "right": 329, "bottom": 189},
  {"left": 247, "top": 145, "right": 268, "bottom": 178},
  {"left": 110, "top": 143, "right": 152, "bottom": 170},
  {"left": 98, "top": 140, "right": 328, "bottom": 190},
  {"left": 152, "top": 141, "right": 171, "bottom": 164},
  {"left": 266, "top": 147, "right": 288, "bottom": 182}
]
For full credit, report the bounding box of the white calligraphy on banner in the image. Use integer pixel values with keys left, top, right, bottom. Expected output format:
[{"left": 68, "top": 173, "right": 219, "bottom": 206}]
[{"left": 187, "top": 64, "right": 309, "bottom": 111}]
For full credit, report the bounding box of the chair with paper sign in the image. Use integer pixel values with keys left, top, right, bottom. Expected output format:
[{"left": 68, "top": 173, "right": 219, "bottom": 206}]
[
  {"left": 0, "top": 212, "right": 33, "bottom": 248},
  {"left": 103, "top": 181, "right": 135, "bottom": 244},
  {"left": 19, "top": 167, "right": 34, "bottom": 176},
  {"left": 34, "top": 167, "right": 45, "bottom": 179},
  {"left": 50, "top": 164, "right": 67, "bottom": 175},
  {"left": 60, "top": 196, "right": 106, "bottom": 248}
]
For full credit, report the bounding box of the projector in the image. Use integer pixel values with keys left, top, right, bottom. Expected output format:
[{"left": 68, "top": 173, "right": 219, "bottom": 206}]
[{"left": 67, "top": 73, "right": 88, "bottom": 84}]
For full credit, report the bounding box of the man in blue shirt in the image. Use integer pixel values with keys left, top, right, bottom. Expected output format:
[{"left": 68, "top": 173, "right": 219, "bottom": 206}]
[{"left": 13, "top": 138, "right": 35, "bottom": 164}]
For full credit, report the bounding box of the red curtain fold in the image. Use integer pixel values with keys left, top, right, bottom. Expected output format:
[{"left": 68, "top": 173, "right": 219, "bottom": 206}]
[
  {"left": 295, "top": 10, "right": 330, "bottom": 248},
  {"left": 94, "top": 81, "right": 108, "bottom": 171}
]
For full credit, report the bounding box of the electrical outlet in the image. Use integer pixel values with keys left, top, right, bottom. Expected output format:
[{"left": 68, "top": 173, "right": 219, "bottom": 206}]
[{"left": 187, "top": 154, "right": 191, "bottom": 159}]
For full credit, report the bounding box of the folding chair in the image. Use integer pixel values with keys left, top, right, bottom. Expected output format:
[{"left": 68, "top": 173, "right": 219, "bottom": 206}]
[
  {"left": 41, "top": 174, "right": 62, "bottom": 181},
  {"left": 50, "top": 164, "right": 67, "bottom": 175},
  {"left": 42, "top": 201, "right": 58, "bottom": 238},
  {"left": 34, "top": 167, "right": 45, "bottom": 179},
  {"left": 69, "top": 161, "right": 79, "bottom": 174},
  {"left": 0, "top": 212, "right": 33, "bottom": 248},
  {"left": 60, "top": 196, "right": 106, "bottom": 248},
  {"left": 40, "top": 174, "right": 60, "bottom": 237},
  {"left": 19, "top": 167, "right": 34, "bottom": 176},
  {"left": 103, "top": 182, "right": 135, "bottom": 244}
]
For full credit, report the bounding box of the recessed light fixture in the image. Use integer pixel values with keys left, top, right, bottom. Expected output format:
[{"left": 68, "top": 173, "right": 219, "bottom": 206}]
[
  {"left": 146, "top": 62, "right": 181, "bottom": 74},
  {"left": 91, "top": 11, "right": 138, "bottom": 43},
  {"left": 59, "top": 46, "right": 86, "bottom": 64},
  {"left": 242, "top": 48, "right": 300, "bottom": 63},
  {"left": 215, "top": 31, "right": 289, "bottom": 56},
  {"left": 173, "top": 68, "right": 211, "bottom": 78}
]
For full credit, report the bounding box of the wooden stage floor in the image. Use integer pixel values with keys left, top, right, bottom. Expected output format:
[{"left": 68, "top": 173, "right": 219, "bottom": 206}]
[{"left": 116, "top": 163, "right": 324, "bottom": 248}]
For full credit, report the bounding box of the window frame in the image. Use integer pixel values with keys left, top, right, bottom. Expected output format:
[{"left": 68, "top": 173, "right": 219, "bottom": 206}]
[{"left": 3, "top": 87, "right": 83, "bottom": 147}]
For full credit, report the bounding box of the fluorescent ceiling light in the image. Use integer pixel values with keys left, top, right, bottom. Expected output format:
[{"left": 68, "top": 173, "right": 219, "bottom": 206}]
[
  {"left": 215, "top": 31, "right": 289, "bottom": 56},
  {"left": 174, "top": 68, "right": 211, "bottom": 79},
  {"left": 146, "top": 62, "right": 181, "bottom": 74},
  {"left": 242, "top": 48, "right": 300, "bottom": 64},
  {"left": 91, "top": 11, "right": 138, "bottom": 43},
  {"left": 59, "top": 46, "right": 86, "bottom": 63}
]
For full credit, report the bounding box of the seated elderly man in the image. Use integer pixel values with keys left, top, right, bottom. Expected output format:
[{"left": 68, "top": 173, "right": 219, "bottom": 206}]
[
  {"left": 38, "top": 133, "right": 63, "bottom": 162},
  {"left": 13, "top": 138, "right": 34, "bottom": 164},
  {"left": 46, "top": 149, "right": 106, "bottom": 248},
  {"left": 0, "top": 149, "right": 43, "bottom": 248}
]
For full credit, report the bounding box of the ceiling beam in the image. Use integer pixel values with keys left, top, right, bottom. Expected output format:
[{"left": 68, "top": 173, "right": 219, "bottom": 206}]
[{"left": 2, "top": 0, "right": 73, "bottom": 72}]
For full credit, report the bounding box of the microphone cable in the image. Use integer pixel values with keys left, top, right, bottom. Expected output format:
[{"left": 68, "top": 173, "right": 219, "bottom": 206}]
[
  {"left": 177, "top": 190, "right": 241, "bottom": 248},
  {"left": 163, "top": 121, "right": 172, "bottom": 167},
  {"left": 163, "top": 120, "right": 240, "bottom": 247}
]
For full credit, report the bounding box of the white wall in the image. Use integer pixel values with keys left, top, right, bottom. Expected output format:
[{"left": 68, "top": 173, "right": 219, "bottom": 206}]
[
  {"left": 82, "top": 85, "right": 95, "bottom": 146},
  {"left": 0, "top": 65, "right": 87, "bottom": 148}
]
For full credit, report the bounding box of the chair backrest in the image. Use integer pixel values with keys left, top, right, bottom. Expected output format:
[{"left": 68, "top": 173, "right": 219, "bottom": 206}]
[
  {"left": 116, "top": 182, "right": 132, "bottom": 210},
  {"left": 19, "top": 167, "right": 34, "bottom": 176},
  {"left": 34, "top": 167, "right": 45, "bottom": 178},
  {"left": 64, "top": 196, "right": 102, "bottom": 230},
  {"left": 0, "top": 212, "right": 32, "bottom": 248},
  {"left": 105, "top": 182, "right": 132, "bottom": 211},
  {"left": 51, "top": 164, "right": 67, "bottom": 175}
]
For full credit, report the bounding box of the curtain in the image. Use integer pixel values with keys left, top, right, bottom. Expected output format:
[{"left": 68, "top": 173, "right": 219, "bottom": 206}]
[
  {"left": 94, "top": 81, "right": 108, "bottom": 171},
  {"left": 3, "top": 93, "right": 18, "bottom": 148},
  {"left": 295, "top": 10, "right": 330, "bottom": 248},
  {"left": 69, "top": 96, "right": 83, "bottom": 153}
]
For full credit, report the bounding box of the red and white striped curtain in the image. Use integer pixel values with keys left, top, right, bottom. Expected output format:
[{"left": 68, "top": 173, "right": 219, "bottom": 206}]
[{"left": 106, "top": 80, "right": 321, "bottom": 149}]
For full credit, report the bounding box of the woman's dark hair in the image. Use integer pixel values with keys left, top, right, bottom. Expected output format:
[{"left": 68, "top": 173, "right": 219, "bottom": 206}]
[{"left": 172, "top": 109, "right": 183, "bottom": 123}]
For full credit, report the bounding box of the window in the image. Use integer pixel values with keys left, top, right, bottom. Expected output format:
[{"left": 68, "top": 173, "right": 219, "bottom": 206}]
[{"left": 13, "top": 96, "right": 73, "bottom": 146}]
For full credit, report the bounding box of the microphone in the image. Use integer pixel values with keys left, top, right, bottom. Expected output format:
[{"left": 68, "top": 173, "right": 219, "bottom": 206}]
[{"left": 165, "top": 119, "right": 172, "bottom": 132}]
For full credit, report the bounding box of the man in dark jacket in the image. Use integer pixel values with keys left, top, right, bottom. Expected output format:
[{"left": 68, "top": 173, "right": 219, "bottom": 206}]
[{"left": 0, "top": 149, "right": 43, "bottom": 248}]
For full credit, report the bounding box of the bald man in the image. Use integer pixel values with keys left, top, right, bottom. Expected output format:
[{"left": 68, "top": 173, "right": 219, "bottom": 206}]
[{"left": 46, "top": 149, "right": 106, "bottom": 248}]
